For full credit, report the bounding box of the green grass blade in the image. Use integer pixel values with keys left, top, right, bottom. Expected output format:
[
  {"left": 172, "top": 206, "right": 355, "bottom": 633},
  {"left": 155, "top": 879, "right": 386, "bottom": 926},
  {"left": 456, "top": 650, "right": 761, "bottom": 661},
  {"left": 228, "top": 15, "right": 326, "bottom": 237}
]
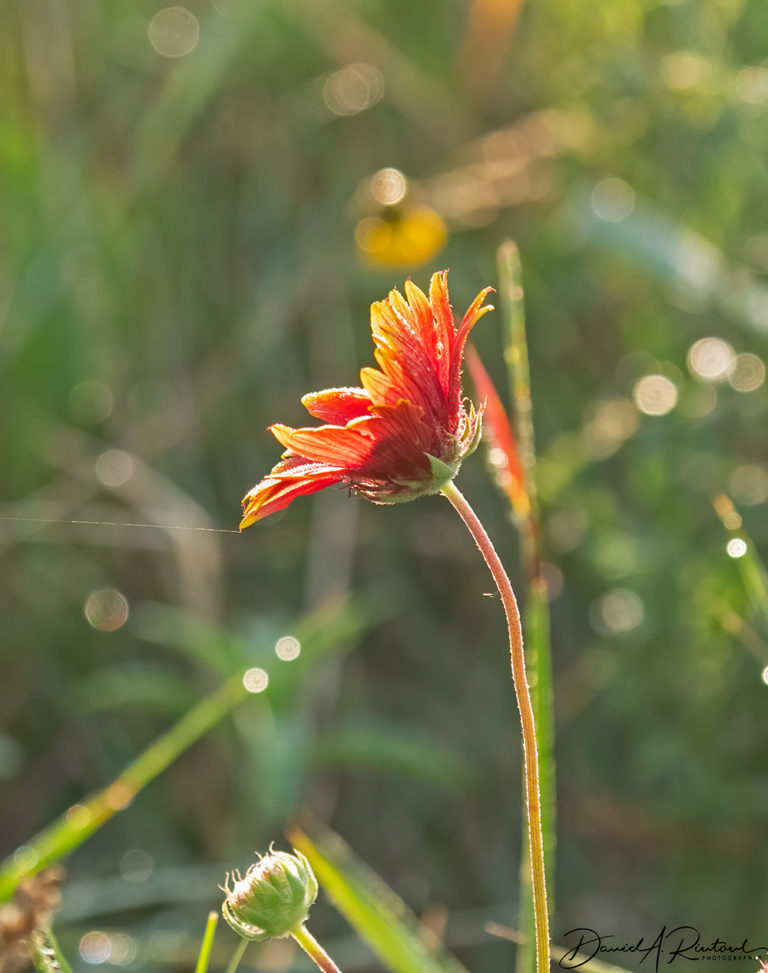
[
  {"left": 515, "top": 578, "right": 556, "bottom": 973},
  {"left": 28, "top": 929, "right": 74, "bottom": 973},
  {"left": 714, "top": 494, "right": 768, "bottom": 637},
  {"left": 525, "top": 579, "right": 556, "bottom": 875},
  {"left": 289, "top": 827, "right": 469, "bottom": 973},
  {"left": 0, "top": 674, "right": 250, "bottom": 902},
  {"left": 499, "top": 241, "right": 539, "bottom": 537},
  {"left": 195, "top": 911, "right": 219, "bottom": 973},
  {"left": 497, "top": 241, "right": 556, "bottom": 973}
]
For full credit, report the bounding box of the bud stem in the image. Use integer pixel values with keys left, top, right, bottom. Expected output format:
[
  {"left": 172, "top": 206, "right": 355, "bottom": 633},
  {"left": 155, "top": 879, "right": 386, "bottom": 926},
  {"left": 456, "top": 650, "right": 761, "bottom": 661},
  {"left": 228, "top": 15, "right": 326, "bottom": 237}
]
[
  {"left": 224, "top": 940, "right": 248, "bottom": 973},
  {"left": 290, "top": 924, "right": 342, "bottom": 973},
  {"left": 441, "top": 480, "right": 550, "bottom": 973}
]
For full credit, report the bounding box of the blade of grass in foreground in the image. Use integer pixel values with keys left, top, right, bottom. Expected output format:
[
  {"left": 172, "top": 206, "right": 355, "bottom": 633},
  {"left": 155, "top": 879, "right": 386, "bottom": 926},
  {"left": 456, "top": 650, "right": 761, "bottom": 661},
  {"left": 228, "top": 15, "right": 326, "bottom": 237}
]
[
  {"left": 195, "top": 911, "right": 219, "bottom": 973},
  {"left": 713, "top": 494, "right": 768, "bottom": 636},
  {"left": 29, "top": 928, "right": 74, "bottom": 973},
  {"left": 499, "top": 241, "right": 539, "bottom": 574},
  {"left": 289, "top": 827, "right": 469, "bottom": 973},
  {"left": 496, "top": 240, "right": 556, "bottom": 973},
  {"left": 0, "top": 673, "right": 252, "bottom": 902}
]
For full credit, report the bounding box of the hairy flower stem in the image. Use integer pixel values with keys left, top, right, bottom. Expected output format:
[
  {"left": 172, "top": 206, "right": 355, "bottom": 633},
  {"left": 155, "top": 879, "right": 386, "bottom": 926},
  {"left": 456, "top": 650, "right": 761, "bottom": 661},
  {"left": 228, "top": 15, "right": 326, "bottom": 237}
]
[
  {"left": 441, "top": 480, "right": 550, "bottom": 973},
  {"left": 290, "top": 924, "right": 342, "bottom": 973}
]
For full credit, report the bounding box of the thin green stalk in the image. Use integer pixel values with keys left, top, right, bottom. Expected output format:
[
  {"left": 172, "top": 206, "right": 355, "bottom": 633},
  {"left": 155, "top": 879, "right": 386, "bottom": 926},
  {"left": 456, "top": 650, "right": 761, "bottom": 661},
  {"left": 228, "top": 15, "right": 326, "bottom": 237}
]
[
  {"left": 28, "top": 929, "right": 74, "bottom": 973},
  {"left": 290, "top": 923, "right": 343, "bottom": 973},
  {"left": 195, "top": 911, "right": 219, "bottom": 973},
  {"left": 499, "top": 240, "right": 540, "bottom": 575},
  {"left": 0, "top": 673, "right": 250, "bottom": 901},
  {"left": 224, "top": 938, "right": 249, "bottom": 973},
  {"left": 515, "top": 578, "right": 555, "bottom": 973},
  {"left": 713, "top": 493, "right": 768, "bottom": 633},
  {"left": 525, "top": 579, "right": 555, "bottom": 846},
  {"left": 497, "top": 240, "right": 556, "bottom": 973},
  {"left": 441, "top": 481, "right": 550, "bottom": 973}
]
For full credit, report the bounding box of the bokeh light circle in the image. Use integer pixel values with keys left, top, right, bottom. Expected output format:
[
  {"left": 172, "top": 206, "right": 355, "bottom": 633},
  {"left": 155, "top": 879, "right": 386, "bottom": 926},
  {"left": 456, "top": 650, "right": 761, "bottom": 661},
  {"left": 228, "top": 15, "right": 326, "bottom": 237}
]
[
  {"left": 120, "top": 849, "right": 155, "bottom": 883},
  {"left": 275, "top": 636, "right": 301, "bottom": 661},
  {"left": 632, "top": 375, "right": 678, "bottom": 416},
  {"left": 13, "top": 846, "right": 38, "bottom": 871},
  {"left": 729, "top": 464, "right": 768, "bottom": 505},
  {"left": 370, "top": 168, "right": 407, "bottom": 206},
  {"left": 590, "top": 588, "right": 645, "bottom": 635},
  {"left": 79, "top": 932, "right": 112, "bottom": 965},
  {"left": 84, "top": 589, "right": 129, "bottom": 632},
  {"left": 148, "top": 7, "right": 200, "bottom": 58},
  {"left": 728, "top": 353, "right": 765, "bottom": 392},
  {"left": 66, "top": 804, "right": 92, "bottom": 829},
  {"left": 727, "top": 538, "right": 748, "bottom": 558},
  {"left": 686, "top": 337, "right": 734, "bottom": 381},
  {"left": 591, "top": 178, "right": 635, "bottom": 222},
  {"left": 95, "top": 449, "right": 134, "bottom": 487},
  {"left": 243, "top": 667, "right": 269, "bottom": 693},
  {"left": 323, "top": 63, "right": 384, "bottom": 116}
]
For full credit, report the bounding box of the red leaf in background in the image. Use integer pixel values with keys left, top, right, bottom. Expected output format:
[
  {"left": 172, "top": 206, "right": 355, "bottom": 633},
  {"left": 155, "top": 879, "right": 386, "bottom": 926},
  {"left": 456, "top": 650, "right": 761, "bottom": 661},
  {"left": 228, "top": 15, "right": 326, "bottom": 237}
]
[{"left": 465, "top": 344, "right": 529, "bottom": 517}]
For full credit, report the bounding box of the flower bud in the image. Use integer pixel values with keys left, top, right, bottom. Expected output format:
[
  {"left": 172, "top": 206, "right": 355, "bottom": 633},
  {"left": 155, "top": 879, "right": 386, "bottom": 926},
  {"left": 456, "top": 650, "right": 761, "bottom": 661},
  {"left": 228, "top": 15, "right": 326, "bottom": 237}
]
[{"left": 221, "top": 849, "right": 318, "bottom": 941}]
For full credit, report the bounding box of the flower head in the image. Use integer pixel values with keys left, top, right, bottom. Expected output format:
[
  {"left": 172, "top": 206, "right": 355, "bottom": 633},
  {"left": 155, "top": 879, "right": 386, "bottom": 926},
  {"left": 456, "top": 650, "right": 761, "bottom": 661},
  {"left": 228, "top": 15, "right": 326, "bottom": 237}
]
[
  {"left": 221, "top": 849, "right": 318, "bottom": 941},
  {"left": 241, "top": 271, "right": 493, "bottom": 528}
]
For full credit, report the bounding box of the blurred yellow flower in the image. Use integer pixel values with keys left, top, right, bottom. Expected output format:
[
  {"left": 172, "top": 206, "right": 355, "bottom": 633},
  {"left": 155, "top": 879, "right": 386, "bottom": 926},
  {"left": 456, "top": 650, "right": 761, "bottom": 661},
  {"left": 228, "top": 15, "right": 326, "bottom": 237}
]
[{"left": 355, "top": 205, "right": 447, "bottom": 269}]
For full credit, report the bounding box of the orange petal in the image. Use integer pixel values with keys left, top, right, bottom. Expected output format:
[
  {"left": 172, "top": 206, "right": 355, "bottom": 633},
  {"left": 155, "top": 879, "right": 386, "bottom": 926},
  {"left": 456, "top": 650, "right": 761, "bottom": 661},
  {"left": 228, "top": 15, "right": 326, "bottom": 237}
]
[
  {"left": 449, "top": 287, "right": 494, "bottom": 404},
  {"left": 453, "top": 287, "right": 494, "bottom": 358},
  {"left": 240, "top": 466, "right": 345, "bottom": 528},
  {"left": 270, "top": 422, "right": 374, "bottom": 467},
  {"left": 428, "top": 271, "right": 456, "bottom": 394},
  {"left": 384, "top": 286, "right": 416, "bottom": 328},
  {"left": 360, "top": 366, "right": 401, "bottom": 406},
  {"left": 302, "top": 387, "right": 372, "bottom": 424},
  {"left": 403, "top": 279, "right": 436, "bottom": 355},
  {"left": 366, "top": 400, "right": 432, "bottom": 467},
  {"left": 369, "top": 300, "right": 446, "bottom": 420}
]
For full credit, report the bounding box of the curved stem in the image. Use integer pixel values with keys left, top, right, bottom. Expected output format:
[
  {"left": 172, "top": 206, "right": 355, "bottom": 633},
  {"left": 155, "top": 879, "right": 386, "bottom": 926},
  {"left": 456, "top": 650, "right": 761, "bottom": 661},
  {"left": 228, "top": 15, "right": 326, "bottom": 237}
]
[
  {"left": 290, "top": 924, "right": 342, "bottom": 973},
  {"left": 441, "top": 480, "right": 550, "bottom": 973},
  {"left": 224, "top": 939, "right": 248, "bottom": 973}
]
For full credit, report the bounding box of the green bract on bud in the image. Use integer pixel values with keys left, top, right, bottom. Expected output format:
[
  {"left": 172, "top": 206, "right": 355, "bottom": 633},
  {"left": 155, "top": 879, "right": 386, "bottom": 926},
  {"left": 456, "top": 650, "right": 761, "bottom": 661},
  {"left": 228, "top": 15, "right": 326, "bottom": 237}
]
[{"left": 221, "top": 849, "right": 319, "bottom": 942}]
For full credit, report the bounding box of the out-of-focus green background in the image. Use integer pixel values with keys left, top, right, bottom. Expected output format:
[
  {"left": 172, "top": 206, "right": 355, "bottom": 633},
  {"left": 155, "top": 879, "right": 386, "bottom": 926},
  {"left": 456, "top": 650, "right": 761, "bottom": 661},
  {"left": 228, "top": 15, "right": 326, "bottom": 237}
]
[{"left": 2, "top": 0, "right": 768, "bottom": 969}]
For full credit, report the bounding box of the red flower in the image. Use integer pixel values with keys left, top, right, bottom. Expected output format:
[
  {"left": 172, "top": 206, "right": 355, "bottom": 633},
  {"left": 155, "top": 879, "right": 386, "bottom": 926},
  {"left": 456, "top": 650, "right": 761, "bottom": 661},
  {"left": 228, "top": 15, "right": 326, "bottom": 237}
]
[{"left": 240, "top": 271, "right": 493, "bottom": 529}]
